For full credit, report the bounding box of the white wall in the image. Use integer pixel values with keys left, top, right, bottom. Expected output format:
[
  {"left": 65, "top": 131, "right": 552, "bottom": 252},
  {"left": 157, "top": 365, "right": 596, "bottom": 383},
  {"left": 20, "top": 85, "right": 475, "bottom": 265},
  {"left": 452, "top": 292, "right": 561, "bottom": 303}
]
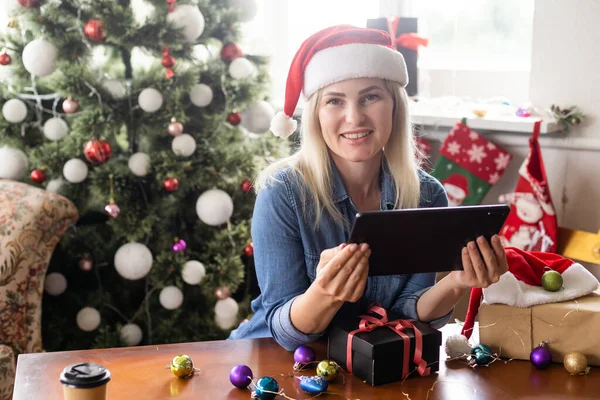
[{"left": 529, "top": 0, "right": 600, "bottom": 139}]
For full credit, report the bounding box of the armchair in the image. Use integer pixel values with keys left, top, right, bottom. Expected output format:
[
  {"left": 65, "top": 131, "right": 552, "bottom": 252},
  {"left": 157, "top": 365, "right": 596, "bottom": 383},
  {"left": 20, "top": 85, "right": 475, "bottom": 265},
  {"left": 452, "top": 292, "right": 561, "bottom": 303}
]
[{"left": 0, "top": 179, "right": 78, "bottom": 399}]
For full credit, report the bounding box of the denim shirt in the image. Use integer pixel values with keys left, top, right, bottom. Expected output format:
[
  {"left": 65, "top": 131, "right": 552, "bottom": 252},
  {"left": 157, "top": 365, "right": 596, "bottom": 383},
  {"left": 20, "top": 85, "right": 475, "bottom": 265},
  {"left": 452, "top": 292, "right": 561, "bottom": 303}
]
[{"left": 228, "top": 158, "right": 452, "bottom": 351}]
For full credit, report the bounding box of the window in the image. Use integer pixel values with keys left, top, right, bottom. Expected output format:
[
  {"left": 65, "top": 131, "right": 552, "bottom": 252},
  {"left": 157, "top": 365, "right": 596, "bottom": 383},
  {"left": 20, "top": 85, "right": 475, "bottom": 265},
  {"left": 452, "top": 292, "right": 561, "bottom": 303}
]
[
  {"left": 241, "top": 0, "right": 380, "bottom": 109},
  {"left": 413, "top": 0, "right": 535, "bottom": 71},
  {"left": 244, "top": 0, "right": 536, "bottom": 107}
]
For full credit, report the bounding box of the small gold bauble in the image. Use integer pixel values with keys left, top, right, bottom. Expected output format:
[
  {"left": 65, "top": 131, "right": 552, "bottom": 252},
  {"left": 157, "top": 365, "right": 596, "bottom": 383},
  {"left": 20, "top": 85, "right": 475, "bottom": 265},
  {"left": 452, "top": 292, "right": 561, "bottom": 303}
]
[
  {"left": 170, "top": 354, "right": 195, "bottom": 378},
  {"left": 316, "top": 360, "right": 339, "bottom": 382},
  {"left": 564, "top": 351, "right": 590, "bottom": 375}
]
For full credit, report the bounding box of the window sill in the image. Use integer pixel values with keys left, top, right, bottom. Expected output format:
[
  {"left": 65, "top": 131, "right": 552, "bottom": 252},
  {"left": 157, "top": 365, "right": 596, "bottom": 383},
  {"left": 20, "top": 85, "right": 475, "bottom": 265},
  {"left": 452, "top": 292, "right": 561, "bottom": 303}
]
[
  {"left": 411, "top": 113, "right": 562, "bottom": 134},
  {"left": 413, "top": 113, "right": 600, "bottom": 151}
]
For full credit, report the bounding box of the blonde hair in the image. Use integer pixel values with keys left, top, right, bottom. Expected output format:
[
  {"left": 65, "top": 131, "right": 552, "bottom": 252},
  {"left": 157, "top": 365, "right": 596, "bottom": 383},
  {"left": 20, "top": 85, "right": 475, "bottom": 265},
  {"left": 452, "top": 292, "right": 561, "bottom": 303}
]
[{"left": 255, "top": 80, "right": 421, "bottom": 228}]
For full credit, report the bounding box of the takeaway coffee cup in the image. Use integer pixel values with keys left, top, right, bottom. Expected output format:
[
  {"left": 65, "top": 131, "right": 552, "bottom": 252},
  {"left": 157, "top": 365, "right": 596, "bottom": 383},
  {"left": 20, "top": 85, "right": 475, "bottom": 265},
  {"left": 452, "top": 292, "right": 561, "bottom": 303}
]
[{"left": 60, "top": 362, "right": 111, "bottom": 400}]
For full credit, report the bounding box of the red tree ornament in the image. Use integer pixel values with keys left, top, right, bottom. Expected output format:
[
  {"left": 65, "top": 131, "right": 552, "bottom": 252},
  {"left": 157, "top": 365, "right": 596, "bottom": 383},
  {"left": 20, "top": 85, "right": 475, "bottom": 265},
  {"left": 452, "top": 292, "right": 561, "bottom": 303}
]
[
  {"left": 220, "top": 43, "right": 243, "bottom": 63},
  {"left": 241, "top": 179, "right": 253, "bottom": 193},
  {"left": 84, "top": 19, "right": 106, "bottom": 43},
  {"left": 18, "top": 0, "right": 40, "bottom": 8},
  {"left": 243, "top": 242, "right": 254, "bottom": 257},
  {"left": 162, "top": 48, "right": 175, "bottom": 79},
  {"left": 84, "top": 139, "right": 112, "bottom": 164},
  {"left": 0, "top": 52, "right": 11, "bottom": 66},
  {"left": 30, "top": 169, "right": 46, "bottom": 183},
  {"left": 227, "top": 112, "right": 242, "bottom": 126},
  {"left": 163, "top": 177, "right": 179, "bottom": 192}
]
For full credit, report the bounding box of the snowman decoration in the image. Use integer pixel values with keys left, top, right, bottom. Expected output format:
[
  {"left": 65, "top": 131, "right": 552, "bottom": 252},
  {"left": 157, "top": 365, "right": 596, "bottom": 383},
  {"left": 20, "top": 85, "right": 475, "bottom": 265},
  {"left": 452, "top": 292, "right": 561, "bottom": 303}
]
[
  {"left": 499, "top": 192, "right": 555, "bottom": 251},
  {"left": 442, "top": 174, "right": 469, "bottom": 206}
]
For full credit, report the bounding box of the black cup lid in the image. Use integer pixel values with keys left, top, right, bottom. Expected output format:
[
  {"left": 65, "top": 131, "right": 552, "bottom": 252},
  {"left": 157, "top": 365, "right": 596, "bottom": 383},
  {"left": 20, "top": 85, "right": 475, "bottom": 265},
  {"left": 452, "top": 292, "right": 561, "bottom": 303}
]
[{"left": 60, "top": 363, "right": 111, "bottom": 389}]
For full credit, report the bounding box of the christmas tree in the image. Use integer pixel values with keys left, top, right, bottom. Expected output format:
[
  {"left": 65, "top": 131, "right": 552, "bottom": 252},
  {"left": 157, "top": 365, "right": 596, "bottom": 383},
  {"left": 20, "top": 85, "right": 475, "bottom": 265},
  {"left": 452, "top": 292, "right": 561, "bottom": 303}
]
[{"left": 0, "top": 0, "right": 287, "bottom": 350}]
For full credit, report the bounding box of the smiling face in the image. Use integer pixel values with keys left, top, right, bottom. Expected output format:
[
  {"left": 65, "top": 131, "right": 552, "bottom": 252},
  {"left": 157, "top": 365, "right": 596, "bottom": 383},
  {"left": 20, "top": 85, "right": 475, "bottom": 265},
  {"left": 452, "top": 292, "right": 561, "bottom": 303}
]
[{"left": 317, "top": 78, "right": 394, "bottom": 164}]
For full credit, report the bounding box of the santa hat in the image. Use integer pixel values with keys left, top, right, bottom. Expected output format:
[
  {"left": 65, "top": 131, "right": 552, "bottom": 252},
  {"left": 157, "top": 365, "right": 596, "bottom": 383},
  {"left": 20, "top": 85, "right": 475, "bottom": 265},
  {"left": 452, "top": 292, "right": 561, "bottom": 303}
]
[
  {"left": 461, "top": 246, "right": 599, "bottom": 339},
  {"left": 269, "top": 24, "right": 408, "bottom": 138}
]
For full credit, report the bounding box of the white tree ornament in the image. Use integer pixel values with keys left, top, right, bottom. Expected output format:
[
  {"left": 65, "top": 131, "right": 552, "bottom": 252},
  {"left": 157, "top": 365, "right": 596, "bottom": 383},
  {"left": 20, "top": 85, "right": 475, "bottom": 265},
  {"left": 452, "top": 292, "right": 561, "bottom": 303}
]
[
  {"left": 103, "top": 79, "right": 127, "bottom": 99},
  {"left": 43, "top": 117, "right": 69, "bottom": 141},
  {"left": 181, "top": 260, "right": 206, "bottom": 285},
  {"left": 0, "top": 146, "right": 28, "bottom": 180},
  {"left": 128, "top": 152, "right": 150, "bottom": 177},
  {"left": 120, "top": 323, "right": 143, "bottom": 346},
  {"left": 228, "top": 0, "right": 258, "bottom": 22},
  {"left": 196, "top": 189, "right": 234, "bottom": 226},
  {"left": 171, "top": 134, "right": 196, "bottom": 157},
  {"left": 22, "top": 39, "right": 57, "bottom": 77},
  {"left": 114, "top": 242, "right": 153, "bottom": 280},
  {"left": 242, "top": 101, "right": 275, "bottom": 134},
  {"left": 215, "top": 313, "right": 237, "bottom": 330},
  {"left": 46, "top": 178, "right": 64, "bottom": 193},
  {"left": 159, "top": 286, "right": 184, "bottom": 310},
  {"left": 44, "top": 272, "right": 67, "bottom": 296},
  {"left": 215, "top": 297, "right": 239, "bottom": 319},
  {"left": 228, "top": 57, "right": 255, "bottom": 80},
  {"left": 138, "top": 88, "right": 163, "bottom": 113},
  {"left": 76, "top": 307, "right": 101, "bottom": 332},
  {"left": 189, "top": 83, "right": 213, "bottom": 107},
  {"left": 63, "top": 158, "right": 88, "bottom": 183},
  {"left": 2, "top": 99, "right": 27, "bottom": 123},
  {"left": 167, "top": 4, "right": 205, "bottom": 42}
]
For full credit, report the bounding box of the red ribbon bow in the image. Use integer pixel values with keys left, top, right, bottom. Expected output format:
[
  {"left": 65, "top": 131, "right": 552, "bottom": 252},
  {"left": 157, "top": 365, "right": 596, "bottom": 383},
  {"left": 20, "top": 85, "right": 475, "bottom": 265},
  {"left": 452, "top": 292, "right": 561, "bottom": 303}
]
[
  {"left": 346, "top": 304, "right": 430, "bottom": 380},
  {"left": 388, "top": 17, "right": 429, "bottom": 51}
]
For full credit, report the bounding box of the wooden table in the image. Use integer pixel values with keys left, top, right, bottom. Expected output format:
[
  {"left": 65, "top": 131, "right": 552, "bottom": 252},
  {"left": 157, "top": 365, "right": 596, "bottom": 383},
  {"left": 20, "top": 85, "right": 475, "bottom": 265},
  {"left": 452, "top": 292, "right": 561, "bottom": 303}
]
[{"left": 14, "top": 325, "right": 598, "bottom": 399}]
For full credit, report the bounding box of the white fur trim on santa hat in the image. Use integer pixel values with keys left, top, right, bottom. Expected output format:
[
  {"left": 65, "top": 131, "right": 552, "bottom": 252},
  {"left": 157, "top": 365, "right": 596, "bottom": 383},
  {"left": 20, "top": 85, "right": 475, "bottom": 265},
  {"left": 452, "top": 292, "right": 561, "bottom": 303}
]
[
  {"left": 303, "top": 43, "right": 408, "bottom": 99},
  {"left": 483, "top": 263, "right": 599, "bottom": 308},
  {"left": 270, "top": 111, "right": 297, "bottom": 138}
]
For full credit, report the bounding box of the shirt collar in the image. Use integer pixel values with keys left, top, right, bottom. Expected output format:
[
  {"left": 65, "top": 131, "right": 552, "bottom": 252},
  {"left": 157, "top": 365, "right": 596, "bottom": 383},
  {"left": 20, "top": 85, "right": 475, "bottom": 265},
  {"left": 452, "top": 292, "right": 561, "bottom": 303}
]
[{"left": 329, "top": 154, "right": 396, "bottom": 210}]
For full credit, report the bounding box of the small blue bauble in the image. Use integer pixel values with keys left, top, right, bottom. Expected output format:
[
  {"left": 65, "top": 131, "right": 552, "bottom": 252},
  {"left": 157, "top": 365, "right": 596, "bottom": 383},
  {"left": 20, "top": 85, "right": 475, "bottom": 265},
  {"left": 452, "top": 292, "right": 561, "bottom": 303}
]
[
  {"left": 299, "top": 376, "right": 328, "bottom": 395},
  {"left": 471, "top": 344, "right": 494, "bottom": 366},
  {"left": 251, "top": 376, "right": 279, "bottom": 400}
]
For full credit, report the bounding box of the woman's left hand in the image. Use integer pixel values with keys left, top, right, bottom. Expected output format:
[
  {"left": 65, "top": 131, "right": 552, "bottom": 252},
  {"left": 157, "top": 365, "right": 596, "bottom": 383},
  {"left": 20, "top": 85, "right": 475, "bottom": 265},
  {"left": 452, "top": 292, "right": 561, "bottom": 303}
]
[{"left": 448, "top": 235, "right": 508, "bottom": 289}]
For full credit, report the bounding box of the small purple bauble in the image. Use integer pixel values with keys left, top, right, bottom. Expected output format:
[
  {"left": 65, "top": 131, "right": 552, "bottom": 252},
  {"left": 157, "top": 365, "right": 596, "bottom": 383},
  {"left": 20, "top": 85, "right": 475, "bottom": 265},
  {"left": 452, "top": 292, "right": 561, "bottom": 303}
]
[
  {"left": 294, "top": 345, "right": 316, "bottom": 365},
  {"left": 230, "top": 364, "right": 253, "bottom": 389},
  {"left": 172, "top": 239, "right": 187, "bottom": 252},
  {"left": 530, "top": 345, "right": 552, "bottom": 369}
]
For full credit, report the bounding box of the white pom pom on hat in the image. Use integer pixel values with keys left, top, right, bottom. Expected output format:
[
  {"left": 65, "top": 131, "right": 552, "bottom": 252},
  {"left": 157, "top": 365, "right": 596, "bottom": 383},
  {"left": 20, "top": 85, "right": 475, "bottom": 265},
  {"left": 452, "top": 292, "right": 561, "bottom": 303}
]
[{"left": 270, "top": 24, "right": 408, "bottom": 138}]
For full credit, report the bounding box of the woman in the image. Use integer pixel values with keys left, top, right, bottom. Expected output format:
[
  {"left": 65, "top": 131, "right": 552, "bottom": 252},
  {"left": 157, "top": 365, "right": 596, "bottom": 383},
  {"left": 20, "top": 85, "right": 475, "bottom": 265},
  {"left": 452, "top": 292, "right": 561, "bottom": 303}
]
[{"left": 229, "top": 25, "right": 508, "bottom": 351}]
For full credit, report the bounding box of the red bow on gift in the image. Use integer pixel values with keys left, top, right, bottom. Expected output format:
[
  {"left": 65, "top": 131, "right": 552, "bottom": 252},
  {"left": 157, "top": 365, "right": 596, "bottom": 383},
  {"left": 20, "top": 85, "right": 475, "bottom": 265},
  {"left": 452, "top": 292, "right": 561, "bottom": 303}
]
[
  {"left": 388, "top": 17, "right": 429, "bottom": 51},
  {"left": 346, "top": 304, "right": 430, "bottom": 380}
]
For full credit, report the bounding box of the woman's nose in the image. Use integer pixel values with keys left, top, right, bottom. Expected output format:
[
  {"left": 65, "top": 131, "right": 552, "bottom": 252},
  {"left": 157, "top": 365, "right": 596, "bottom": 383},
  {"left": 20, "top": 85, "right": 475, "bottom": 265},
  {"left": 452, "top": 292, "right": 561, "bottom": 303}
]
[{"left": 345, "top": 104, "right": 365, "bottom": 125}]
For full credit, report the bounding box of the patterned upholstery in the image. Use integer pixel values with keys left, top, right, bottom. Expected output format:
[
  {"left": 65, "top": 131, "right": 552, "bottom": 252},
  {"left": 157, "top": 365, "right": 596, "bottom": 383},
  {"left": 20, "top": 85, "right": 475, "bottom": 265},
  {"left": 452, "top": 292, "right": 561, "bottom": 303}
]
[{"left": 0, "top": 180, "right": 78, "bottom": 399}]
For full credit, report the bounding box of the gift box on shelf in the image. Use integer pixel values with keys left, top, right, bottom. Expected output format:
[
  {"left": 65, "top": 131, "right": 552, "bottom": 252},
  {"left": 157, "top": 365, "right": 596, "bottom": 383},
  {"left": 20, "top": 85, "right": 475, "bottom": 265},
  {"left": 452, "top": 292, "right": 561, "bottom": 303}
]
[
  {"left": 327, "top": 305, "right": 441, "bottom": 386},
  {"left": 479, "top": 292, "right": 600, "bottom": 365},
  {"left": 366, "top": 17, "right": 426, "bottom": 97}
]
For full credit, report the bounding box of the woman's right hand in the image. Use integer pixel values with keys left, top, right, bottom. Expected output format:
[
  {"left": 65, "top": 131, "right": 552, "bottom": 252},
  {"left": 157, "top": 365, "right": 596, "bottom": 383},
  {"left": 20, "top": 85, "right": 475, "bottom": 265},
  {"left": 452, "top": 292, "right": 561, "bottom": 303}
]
[{"left": 312, "top": 243, "right": 371, "bottom": 303}]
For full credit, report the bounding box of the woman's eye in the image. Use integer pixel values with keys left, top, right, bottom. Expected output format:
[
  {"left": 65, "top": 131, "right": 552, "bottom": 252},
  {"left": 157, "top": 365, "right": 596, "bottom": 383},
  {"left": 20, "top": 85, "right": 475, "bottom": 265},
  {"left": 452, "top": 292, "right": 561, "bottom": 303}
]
[
  {"left": 363, "top": 94, "right": 379, "bottom": 102},
  {"left": 326, "top": 98, "right": 340, "bottom": 106}
]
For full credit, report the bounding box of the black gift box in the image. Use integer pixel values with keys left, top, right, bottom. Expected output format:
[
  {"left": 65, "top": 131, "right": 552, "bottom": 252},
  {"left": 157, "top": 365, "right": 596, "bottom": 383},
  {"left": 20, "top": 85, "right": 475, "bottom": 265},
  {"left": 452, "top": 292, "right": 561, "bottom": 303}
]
[
  {"left": 327, "top": 317, "right": 441, "bottom": 386},
  {"left": 367, "top": 17, "right": 419, "bottom": 97}
]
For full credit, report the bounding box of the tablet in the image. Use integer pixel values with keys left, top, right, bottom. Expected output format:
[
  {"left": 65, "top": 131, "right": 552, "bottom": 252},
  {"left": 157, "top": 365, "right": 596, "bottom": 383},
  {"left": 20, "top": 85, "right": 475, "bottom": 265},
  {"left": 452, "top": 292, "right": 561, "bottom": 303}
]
[{"left": 347, "top": 204, "right": 510, "bottom": 276}]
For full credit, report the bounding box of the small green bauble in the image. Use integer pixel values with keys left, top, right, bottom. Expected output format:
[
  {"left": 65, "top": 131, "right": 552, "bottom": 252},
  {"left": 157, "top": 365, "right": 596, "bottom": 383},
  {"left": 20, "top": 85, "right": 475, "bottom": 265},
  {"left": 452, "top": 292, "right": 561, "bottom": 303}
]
[
  {"left": 542, "top": 270, "right": 563, "bottom": 292},
  {"left": 170, "top": 354, "right": 194, "bottom": 378},
  {"left": 316, "top": 360, "right": 338, "bottom": 382}
]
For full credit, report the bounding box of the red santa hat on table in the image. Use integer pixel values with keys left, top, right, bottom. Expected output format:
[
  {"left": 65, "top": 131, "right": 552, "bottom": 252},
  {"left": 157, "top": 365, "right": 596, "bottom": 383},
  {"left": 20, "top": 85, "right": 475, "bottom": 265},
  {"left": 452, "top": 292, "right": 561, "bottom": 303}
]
[
  {"left": 269, "top": 24, "right": 409, "bottom": 138},
  {"left": 461, "top": 246, "right": 599, "bottom": 339}
]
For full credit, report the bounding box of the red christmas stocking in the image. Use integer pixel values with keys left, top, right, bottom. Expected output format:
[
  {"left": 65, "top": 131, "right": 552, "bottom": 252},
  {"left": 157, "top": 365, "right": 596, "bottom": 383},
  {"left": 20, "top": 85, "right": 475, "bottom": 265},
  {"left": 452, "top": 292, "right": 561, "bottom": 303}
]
[
  {"left": 431, "top": 122, "right": 512, "bottom": 206},
  {"left": 498, "top": 120, "right": 558, "bottom": 253}
]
